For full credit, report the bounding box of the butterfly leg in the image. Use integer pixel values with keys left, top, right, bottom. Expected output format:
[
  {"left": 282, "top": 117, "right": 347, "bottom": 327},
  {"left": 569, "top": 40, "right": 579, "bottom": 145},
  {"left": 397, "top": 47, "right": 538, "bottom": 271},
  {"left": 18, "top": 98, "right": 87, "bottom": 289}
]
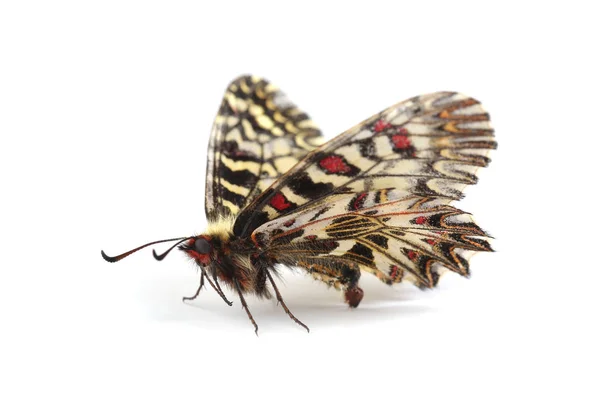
[
  {"left": 188, "top": 265, "right": 232, "bottom": 306},
  {"left": 250, "top": 261, "right": 272, "bottom": 299},
  {"left": 234, "top": 279, "right": 259, "bottom": 335},
  {"left": 182, "top": 269, "right": 233, "bottom": 306},
  {"left": 182, "top": 270, "right": 205, "bottom": 302},
  {"left": 211, "top": 268, "right": 233, "bottom": 306},
  {"left": 265, "top": 269, "right": 310, "bottom": 333}
]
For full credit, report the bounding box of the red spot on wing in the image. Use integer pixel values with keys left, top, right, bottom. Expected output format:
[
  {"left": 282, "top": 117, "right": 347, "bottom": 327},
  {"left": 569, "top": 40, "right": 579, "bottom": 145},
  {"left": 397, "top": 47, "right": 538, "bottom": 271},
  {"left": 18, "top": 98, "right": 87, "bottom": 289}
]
[
  {"left": 283, "top": 219, "right": 295, "bottom": 227},
  {"left": 374, "top": 119, "right": 392, "bottom": 133},
  {"left": 319, "top": 155, "right": 352, "bottom": 174},
  {"left": 426, "top": 239, "right": 436, "bottom": 245},
  {"left": 407, "top": 250, "right": 417, "bottom": 260},
  {"left": 305, "top": 235, "right": 318, "bottom": 240},
  {"left": 390, "top": 265, "right": 400, "bottom": 279},
  {"left": 391, "top": 134, "right": 412, "bottom": 150},
  {"left": 415, "top": 216, "right": 428, "bottom": 225},
  {"left": 270, "top": 192, "right": 292, "bottom": 211},
  {"left": 353, "top": 192, "right": 368, "bottom": 210}
]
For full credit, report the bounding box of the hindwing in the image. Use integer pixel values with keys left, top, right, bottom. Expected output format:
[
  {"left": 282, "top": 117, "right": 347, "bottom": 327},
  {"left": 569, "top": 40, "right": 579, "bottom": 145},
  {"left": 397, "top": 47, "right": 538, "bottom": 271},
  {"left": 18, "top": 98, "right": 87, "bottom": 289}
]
[{"left": 252, "top": 190, "right": 492, "bottom": 288}]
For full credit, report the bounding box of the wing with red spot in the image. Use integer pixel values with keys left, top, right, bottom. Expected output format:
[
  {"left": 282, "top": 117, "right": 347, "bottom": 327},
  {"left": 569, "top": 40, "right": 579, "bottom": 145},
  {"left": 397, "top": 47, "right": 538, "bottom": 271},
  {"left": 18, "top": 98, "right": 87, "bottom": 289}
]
[
  {"left": 205, "top": 76, "right": 324, "bottom": 222},
  {"left": 252, "top": 190, "right": 492, "bottom": 288},
  {"left": 234, "top": 92, "right": 496, "bottom": 238}
]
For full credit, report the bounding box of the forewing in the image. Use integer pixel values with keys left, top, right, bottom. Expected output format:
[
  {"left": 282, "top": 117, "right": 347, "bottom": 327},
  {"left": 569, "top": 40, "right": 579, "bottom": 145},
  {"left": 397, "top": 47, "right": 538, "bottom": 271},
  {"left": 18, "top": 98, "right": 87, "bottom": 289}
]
[
  {"left": 253, "top": 190, "right": 492, "bottom": 288},
  {"left": 233, "top": 92, "right": 495, "bottom": 237},
  {"left": 205, "top": 75, "right": 324, "bottom": 222}
]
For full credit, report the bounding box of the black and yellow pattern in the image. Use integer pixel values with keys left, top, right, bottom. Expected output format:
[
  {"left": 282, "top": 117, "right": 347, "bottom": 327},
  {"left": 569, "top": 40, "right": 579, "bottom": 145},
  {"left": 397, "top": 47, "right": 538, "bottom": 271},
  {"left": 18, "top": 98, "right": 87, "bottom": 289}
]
[{"left": 205, "top": 76, "right": 324, "bottom": 222}]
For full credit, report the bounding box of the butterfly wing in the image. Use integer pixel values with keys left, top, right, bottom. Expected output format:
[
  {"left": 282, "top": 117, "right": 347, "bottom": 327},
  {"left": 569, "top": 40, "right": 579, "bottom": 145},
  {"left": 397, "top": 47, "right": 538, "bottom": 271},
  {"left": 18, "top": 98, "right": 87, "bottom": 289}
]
[
  {"left": 205, "top": 75, "right": 324, "bottom": 222},
  {"left": 234, "top": 91, "right": 495, "bottom": 237},
  {"left": 252, "top": 190, "right": 492, "bottom": 288},
  {"left": 235, "top": 91, "right": 495, "bottom": 288}
]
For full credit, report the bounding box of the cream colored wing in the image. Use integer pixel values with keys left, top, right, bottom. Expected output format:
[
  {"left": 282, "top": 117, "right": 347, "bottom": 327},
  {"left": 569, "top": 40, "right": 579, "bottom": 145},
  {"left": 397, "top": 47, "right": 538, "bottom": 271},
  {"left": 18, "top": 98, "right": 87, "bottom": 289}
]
[
  {"left": 234, "top": 91, "right": 495, "bottom": 238},
  {"left": 252, "top": 190, "right": 492, "bottom": 289},
  {"left": 205, "top": 75, "right": 324, "bottom": 222}
]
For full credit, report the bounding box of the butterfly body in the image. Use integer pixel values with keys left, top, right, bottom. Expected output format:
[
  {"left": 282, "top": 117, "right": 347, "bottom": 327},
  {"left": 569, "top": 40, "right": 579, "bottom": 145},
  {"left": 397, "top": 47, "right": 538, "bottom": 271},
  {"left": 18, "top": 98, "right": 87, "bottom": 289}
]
[{"left": 102, "top": 75, "right": 496, "bottom": 333}]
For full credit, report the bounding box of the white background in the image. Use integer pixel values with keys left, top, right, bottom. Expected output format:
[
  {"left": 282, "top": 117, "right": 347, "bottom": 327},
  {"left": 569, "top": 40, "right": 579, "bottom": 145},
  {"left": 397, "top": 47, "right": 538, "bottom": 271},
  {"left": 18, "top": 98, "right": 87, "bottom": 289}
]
[{"left": 1, "top": 1, "right": 598, "bottom": 399}]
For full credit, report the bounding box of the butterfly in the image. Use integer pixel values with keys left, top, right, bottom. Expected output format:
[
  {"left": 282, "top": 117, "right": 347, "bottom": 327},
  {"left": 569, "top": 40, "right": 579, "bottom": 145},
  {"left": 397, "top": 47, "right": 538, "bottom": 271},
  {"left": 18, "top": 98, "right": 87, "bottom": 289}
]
[{"left": 102, "top": 75, "right": 496, "bottom": 333}]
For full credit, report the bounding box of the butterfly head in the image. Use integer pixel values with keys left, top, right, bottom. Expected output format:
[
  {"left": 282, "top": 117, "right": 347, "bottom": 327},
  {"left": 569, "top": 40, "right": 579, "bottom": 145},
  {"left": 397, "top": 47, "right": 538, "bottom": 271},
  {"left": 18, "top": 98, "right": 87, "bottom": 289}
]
[
  {"left": 101, "top": 233, "right": 219, "bottom": 266},
  {"left": 178, "top": 235, "right": 213, "bottom": 266},
  {"left": 101, "top": 233, "right": 236, "bottom": 308}
]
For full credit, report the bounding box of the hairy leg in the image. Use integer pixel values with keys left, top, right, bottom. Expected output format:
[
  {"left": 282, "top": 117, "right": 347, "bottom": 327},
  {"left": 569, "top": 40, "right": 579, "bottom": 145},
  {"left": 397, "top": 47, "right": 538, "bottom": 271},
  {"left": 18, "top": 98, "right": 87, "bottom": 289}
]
[
  {"left": 265, "top": 269, "right": 309, "bottom": 332},
  {"left": 233, "top": 279, "right": 259, "bottom": 335},
  {"left": 182, "top": 270, "right": 205, "bottom": 302},
  {"left": 183, "top": 266, "right": 233, "bottom": 306}
]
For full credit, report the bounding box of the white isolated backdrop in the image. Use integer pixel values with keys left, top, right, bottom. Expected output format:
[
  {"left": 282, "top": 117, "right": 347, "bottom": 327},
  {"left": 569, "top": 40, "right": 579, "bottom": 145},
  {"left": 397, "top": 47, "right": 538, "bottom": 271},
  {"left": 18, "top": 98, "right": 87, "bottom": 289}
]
[{"left": 1, "top": 1, "right": 598, "bottom": 399}]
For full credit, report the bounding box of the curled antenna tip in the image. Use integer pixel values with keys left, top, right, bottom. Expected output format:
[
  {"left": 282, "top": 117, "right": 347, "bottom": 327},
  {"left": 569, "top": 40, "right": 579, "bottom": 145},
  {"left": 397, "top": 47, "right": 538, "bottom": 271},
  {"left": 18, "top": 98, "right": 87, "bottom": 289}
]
[
  {"left": 152, "top": 249, "right": 165, "bottom": 261},
  {"left": 101, "top": 236, "right": 190, "bottom": 264},
  {"left": 152, "top": 237, "right": 191, "bottom": 261},
  {"left": 101, "top": 250, "right": 119, "bottom": 263}
]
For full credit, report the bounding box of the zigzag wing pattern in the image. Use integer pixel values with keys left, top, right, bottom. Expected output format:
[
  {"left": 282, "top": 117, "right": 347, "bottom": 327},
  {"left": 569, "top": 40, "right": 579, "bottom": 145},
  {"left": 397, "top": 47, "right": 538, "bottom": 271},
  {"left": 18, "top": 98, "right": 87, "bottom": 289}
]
[
  {"left": 234, "top": 91, "right": 495, "bottom": 237},
  {"left": 252, "top": 190, "right": 492, "bottom": 288},
  {"left": 205, "top": 75, "right": 324, "bottom": 222}
]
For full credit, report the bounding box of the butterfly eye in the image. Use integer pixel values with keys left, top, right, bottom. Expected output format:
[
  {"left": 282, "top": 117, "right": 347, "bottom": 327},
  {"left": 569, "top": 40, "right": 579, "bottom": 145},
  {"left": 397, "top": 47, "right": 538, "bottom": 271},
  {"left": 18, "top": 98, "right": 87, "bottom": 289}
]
[{"left": 194, "top": 238, "right": 211, "bottom": 254}]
